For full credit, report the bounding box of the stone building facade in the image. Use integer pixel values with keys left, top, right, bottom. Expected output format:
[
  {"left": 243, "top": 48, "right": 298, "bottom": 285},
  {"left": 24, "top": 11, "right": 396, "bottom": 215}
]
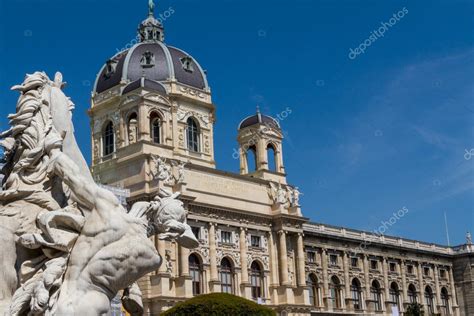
[{"left": 89, "top": 4, "right": 473, "bottom": 316}]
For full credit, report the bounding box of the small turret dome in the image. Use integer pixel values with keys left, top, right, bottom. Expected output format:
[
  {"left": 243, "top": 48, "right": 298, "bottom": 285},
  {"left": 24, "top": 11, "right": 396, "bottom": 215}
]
[{"left": 238, "top": 108, "right": 280, "bottom": 130}]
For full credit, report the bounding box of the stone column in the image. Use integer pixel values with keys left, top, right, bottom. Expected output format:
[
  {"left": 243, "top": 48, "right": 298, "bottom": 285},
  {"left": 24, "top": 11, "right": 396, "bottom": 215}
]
[
  {"left": 179, "top": 245, "right": 190, "bottom": 277},
  {"left": 448, "top": 266, "right": 458, "bottom": 314},
  {"left": 239, "top": 146, "right": 248, "bottom": 174},
  {"left": 278, "top": 230, "right": 289, "bottom": 285},
  {"left": 276, "top": 143, "right": 285, "bottom": 174},
  {"left": 434, "top": 265, "right": 441, "bottom": 312},
  {"left": 296, "top": 233, "right": 306, "bottom": 286},
  {"left": 363, "top": 255, "right": 371, "bottom": 310},
  {"left": 209, "top": 223, "right": 218, "bottom": 282},
  {"left": 417, "top": 263, "right": 426, "bottom": 307},
  {"left": 382, "top": 258, "right": 389, "bottom": 311},
  {"left": 322, "top": 248, "right": 329, "bottom": 307},
  {"left": 118, "top": 112, "right": 125, "bottom": 148},
  {"left": 343, "top": 251, "right": 350, "bottom": 309},
  {"left": 256, "top": 138, "right": 268, "bottom": 171},
  {"left": 401, "top": 260, "right": 408, "bottom": 308},
  {"left": 239, "top": 227, "right": 249, "bottom": 284},
  {"left": 268, "top": 231, "right": 279, "bottom": 286},
  {"left": 156, "top": 238, "right": 167, "bottom": 273},
  {"left": 138, "top": 103, "right": 149, "bottom": 140},
  {"left": 171, "top": 101, "right": 179, "bottom": 149}
]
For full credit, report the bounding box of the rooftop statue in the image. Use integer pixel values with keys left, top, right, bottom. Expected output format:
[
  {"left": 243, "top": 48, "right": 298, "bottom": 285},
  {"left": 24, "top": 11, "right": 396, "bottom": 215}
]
[{"left": 0, "top": 72, "right": 198, "bottom": 315}]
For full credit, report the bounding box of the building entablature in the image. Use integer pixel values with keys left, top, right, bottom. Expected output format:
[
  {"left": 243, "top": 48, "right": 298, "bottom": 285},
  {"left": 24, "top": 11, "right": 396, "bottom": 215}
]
[{"left": 303, "top": 222, "right": 455, "bottom": 257}]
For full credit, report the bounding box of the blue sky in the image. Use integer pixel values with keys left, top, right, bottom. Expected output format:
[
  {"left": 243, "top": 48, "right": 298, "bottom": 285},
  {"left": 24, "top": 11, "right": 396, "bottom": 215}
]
[{"left": 0, "top": 0, "right": 472, "bottom": 245}]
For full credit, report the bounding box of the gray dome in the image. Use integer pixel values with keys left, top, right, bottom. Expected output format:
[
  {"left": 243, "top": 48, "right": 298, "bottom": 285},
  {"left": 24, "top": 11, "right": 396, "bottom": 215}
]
[
  {"left": 239, "top": 111, "right": 280, "bottom": 130},
  {"left": 93, "top": 9, "right": 208, "bottom": 94},
  {"left": 94, "top": 42, "right": 208, "bottom": 94}
]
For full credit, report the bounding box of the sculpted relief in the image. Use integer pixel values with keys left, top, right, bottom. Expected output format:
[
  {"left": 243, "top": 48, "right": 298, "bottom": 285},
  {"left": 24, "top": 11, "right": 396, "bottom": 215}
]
[{"left": 0, "top": 72, "right": 198, "bottom": 315}]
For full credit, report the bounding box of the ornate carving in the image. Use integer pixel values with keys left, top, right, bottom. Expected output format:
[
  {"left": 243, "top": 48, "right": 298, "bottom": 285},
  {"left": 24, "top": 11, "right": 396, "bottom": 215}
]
[
  {"left": 177, "top": 108, "right": 210, "bottom": 128},
  {"left": 287, "top": 186, "right": 302, "bottom": 207},
  {"left": 165, "top": 249, "right": 173, "bottom": 273},
  {"left": 0, "top": 72, "right": 198, "bottom": 316},
  {"left": 269, "top": 182, "right": 289, "bottom": 207},
  {"left": 122, "top": 94, "right": 140, "bottom": 105},
  {"left": 152, "top": 156, "right": 187, "bottom": 186},
  {"left": 93, "top": 119, "right": 103, "bottom": 134},
  {"left": 145, "top": 94, "right": 170, "bottom": 105},
  {"left": 178, "top": 86, "right": 206, "bottom": 99}
]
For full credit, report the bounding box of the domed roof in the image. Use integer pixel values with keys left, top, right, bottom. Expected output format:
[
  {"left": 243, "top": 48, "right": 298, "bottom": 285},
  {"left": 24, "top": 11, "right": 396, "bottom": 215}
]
[
  {"left": 238, "top": 109, "right": 280, "bottom": 130},
  {"left": 93, "top": 3, "right": 208, "bottom": 95}
]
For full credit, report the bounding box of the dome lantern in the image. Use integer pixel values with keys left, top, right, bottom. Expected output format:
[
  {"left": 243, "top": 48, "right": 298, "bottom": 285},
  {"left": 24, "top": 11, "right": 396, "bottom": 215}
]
[{"left": 138, "top": 0, "right": 164, "bottom": 42}]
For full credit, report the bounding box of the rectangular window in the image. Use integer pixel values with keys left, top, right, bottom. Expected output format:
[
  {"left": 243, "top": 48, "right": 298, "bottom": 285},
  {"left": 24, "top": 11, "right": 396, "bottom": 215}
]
[
  {"left": 351, "top": 257, "right": 358, "bottom": 268},
  {"left": 307, "top": 251, "right": 316, "bottom": 263},
  {"left": 329, "top": 254, "right": 338, "bottom": 266},
  {"left": 191, "top": 226, "right": 200, "bottom": 240},
  {"left": 221, "top": 231, "right": 232, "bottom": 244},
  {"left": 390, "top": 262, "right": 396, "bottom": 272},
  {"left": 407, "top": 265, "right": 414, "bottom": 274},
  {"left": 439, "top": 269, "right": 446, "bottom": 278},
  {"left": 424, "top": 267, "right": 430, "bottom": 276},
  {"left": 371, "top": 260, "right": 378, "bottom": 270},
  {"left": 251, "top": 235, "right": 261, "bottom": 248}
]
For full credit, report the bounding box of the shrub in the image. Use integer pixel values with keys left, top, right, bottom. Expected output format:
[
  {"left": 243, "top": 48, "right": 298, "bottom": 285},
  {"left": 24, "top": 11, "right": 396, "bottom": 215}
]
[
  {"left": 161, "top": 293, "right": 276, "bottom": 316},
  {"left": 405, "top": 303, "right": 425, "bottom": 316}
]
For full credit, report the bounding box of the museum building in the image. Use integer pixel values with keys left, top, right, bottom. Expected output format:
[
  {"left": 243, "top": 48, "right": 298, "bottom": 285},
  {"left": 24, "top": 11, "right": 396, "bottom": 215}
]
[{"left": 89, "top": 4, "right": 474, "bottom": 316}]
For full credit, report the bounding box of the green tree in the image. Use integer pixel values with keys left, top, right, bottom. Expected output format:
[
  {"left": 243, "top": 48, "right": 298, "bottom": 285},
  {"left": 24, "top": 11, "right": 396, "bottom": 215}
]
[
  {"left": 405, "top": 303, "right": 425, "bottom": 316},
  {"left": 161, "top": 293, "right": 276, "bottom": 316}
]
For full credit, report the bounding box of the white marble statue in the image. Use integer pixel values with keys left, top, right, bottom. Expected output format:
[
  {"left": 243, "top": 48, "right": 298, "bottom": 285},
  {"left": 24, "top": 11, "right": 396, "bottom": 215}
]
[
  {"left": 269, "top": 182, "right": 288, "bottom": 206},
  {"left": 288, "top": 186, "right": 302, "bottom": 207},
  {"left": 172, "top": 160, "right": 187, "bottom": 184},
  {"left": 0, "top": 72, "right": 198, "bottom": 316},
  {"left": 153, "top": 155, "right": 173, "bottom": 183}
]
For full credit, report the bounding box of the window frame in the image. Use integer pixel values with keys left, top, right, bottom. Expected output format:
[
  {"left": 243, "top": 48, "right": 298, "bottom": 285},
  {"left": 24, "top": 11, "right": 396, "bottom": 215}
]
[
  {"left": 221, "top": 230, "right": 232, "bottom": 244},
  {"left": 103, "top": 121, "right": 115, "bottom": 157},
  {"left": 189, "top": 254, "right": 202, "bottom": 296},
  {"left": 250, "top": 235, "right": 261, "bottom": 248},
  {"left": 186, "top": 117, "right": 200, "bottom": 152},
  {"left": 220, "top": 258, "right": 234, "bottom": 294},
  {"left": 150, "top": 115, "right": 161, "bottom": 144},
  {"left": 250, "top": 261, "right": 264, "bottom": 300}
]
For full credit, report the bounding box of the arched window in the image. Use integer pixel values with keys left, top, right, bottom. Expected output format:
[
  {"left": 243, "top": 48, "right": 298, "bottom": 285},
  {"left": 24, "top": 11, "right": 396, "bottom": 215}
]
[
  {"left": 246, "top": 145, "right": 257, "bottom": 172},
  {"left": 189, "top": 254, "right": 202, "bottom": 296},
  {"left": 440, "top": 287, "right": 449, "bottom": 314},
  {"left": 186, "top": 117, "right": 200, "bottom": 152},
  {"left": 307, "top": 274, "right": 320, "bottom": 307},
  {"left": 127, "top": 113, "right": 138, "bottom": 144},
  {"left": 425, "top": 286, "right": 435, "bottom": 314},
  {"left": 150, "top": 112, "right": 161, "bottom": 144},
  {"left": 329, "top": 276, "right": 342, "bottom": 309},
  {"left": 371, "top": 280, "right": 382, "bottom": 311},
  {"left": 103, "top": 121, "right": 115, "bottom": 156},
  {"left": 250, "top": 261, "right": 264, "bottom": 300},
  {"left": 351, "top": 278, "right": 363, "bottom": 310},
  {"left": 389, "top": 282, "right": 400, "bottom": 309},
  {"left": 220, "top": 258, "right": 234, "bottom": 294},
  {"left": 408, "top": 284, "right": 417, "bottom": 304},
  {"left": 267, "top": 143, "right": 277, "bottom": 172}
]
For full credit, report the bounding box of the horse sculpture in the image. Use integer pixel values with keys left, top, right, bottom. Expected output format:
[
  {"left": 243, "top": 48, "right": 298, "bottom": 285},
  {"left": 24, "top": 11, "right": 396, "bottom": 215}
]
[{"left": 0, "top": 72, "right": 198, "bottom": 315}]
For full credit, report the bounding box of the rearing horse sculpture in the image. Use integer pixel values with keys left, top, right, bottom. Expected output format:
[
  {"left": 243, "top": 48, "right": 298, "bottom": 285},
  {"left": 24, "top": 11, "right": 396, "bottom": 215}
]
[{"left": 0, "top": 72, "right": 198, "bottom": 315}]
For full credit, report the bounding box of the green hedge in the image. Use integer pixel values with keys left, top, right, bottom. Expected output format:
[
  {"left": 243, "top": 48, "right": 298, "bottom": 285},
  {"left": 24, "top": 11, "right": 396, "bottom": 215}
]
[{"left": 161, "top": 293, "right": 276, "bottom": 316}]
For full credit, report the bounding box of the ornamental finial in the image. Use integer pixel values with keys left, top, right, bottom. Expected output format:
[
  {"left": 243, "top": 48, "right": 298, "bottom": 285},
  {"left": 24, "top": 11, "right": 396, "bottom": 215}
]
[{"left": 148, "top": 0, "right": 155, "bottom": 16}]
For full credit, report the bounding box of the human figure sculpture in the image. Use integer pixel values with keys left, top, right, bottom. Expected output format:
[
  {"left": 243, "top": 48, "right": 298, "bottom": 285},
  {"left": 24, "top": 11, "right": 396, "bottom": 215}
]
[{"left": 0, "top": 72, "right": 198, "bottom": 316}]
